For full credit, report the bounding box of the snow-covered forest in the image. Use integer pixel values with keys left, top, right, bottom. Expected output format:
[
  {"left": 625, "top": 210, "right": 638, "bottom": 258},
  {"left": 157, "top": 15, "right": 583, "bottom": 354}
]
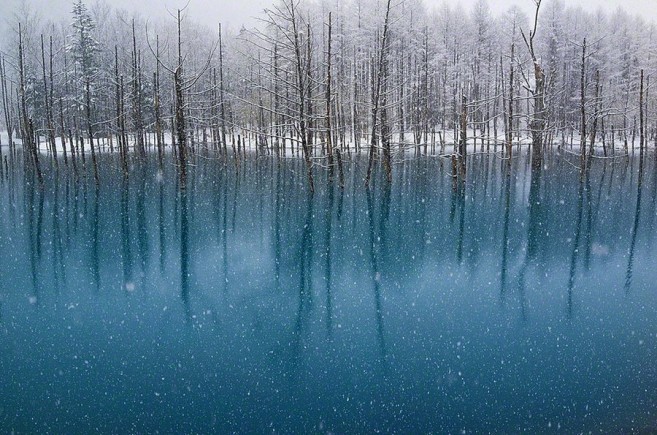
[{"left": 1, "top": 0, "right": 656, "bottom": 185}]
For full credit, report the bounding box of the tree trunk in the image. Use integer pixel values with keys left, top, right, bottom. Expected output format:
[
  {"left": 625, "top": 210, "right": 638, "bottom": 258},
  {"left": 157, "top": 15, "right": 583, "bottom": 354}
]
[
  {"left": 18, "top": 23, "right": 43, "bottom": 184},
  {"left": 85, "top": 80, "right": 99, "bottom": 185},
  {"left": 132, "top": 20, "right": 145, "bottom": 159},
  {"left": 459, "top": 94, "right": 468, "bottom": 177},
  {"left": 0, "top": 56, "right": 14, "bottom": 159},
  {"left": 218, "top": 23, "right": 229, "bottom": 157},
  {"left": 639, "top": 69, "right": 645, "bottom": 153},
  {"left": 41, "top": 35, "right": 57, "bottom": 167},
  {"left": 507, "top": 43, "right": 514, "bottom": 159},
  {"left": 381, "top": 24, "right": 392, "bottom": 183},
  {"left": 289, "top": 1, "right": 314, "bottom": 193},
  {"left": 326, "top": 13, "right": 335, "bottom": 182},
  {"left": 365, "top": 0, "right": 393, "bottom": 188},
  {"left": 589, "top": 70, "right": 600, "bottom": 155},
  {"left": 174, "top": 10, "right": 188, "bottom": 187},
  {"left": 580, "top": 38, "right": 587, "bottom": 158},
  {"left": 154, "top": 36, "right": 164, "bottom": 165}
]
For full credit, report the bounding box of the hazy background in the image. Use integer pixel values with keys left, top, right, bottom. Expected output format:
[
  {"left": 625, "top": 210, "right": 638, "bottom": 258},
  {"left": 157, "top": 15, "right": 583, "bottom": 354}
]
[
  {"left": 2, "top": 0, "right": 656, "bottom": 33},
  {"left": 0, "top": 0, "right": 654, "bottom": 50}
]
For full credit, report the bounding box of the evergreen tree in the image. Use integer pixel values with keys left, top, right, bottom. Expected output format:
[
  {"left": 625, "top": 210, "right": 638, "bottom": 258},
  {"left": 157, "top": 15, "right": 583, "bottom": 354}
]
[{"left": 68, "top": 0, "right": 98, "bottom": 95}]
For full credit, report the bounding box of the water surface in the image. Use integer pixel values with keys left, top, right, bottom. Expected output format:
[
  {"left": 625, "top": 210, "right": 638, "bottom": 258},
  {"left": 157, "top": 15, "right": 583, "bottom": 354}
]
[{"left": 0, "top": 152, "right": 656, "bottom": 433}]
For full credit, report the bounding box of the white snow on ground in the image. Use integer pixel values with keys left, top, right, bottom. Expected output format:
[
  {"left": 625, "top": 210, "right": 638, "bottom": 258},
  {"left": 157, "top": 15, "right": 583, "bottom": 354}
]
[{"left": 0, "top": 129, "right": 640, "bottom": 157}]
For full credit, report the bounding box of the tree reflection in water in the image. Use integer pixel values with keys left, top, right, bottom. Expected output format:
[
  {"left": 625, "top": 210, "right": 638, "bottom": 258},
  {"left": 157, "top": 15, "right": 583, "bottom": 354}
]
[{"left": 0, "top": 151, "right": 655, "bottom": 433}]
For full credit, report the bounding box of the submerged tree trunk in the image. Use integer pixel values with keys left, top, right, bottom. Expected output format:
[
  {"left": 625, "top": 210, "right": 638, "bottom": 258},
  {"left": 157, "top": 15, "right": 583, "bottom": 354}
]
[
  {"left": 289, "top": 1, "right": 314, "bottom": 193},
  {"left": 305, "top": 23, "right": 314, "bottom": 154},
  {"left": 326, "top": 13, "right": 335, "bottom": 182},
  {"left": 85, "top": 79, "right": 99, "bottom": 185},
  {"left": 507, "top": 43, "right": 514, "bottom": 159},
  {"left": 58, "top": 98, "right": 68, "bottom": 165},
  {"left": 18, "top": 23, "right": 43, "bottom": 184},
  {"left": 380, "top": 38, "right": 392, "bottom": 183},
  {"left": 639, "top": 69, "right": 645, "bottom": 153},
  {"left": 41, "top": 35, "right": 57, "bottom": 167},
  {"left": 459, "top": 94, "right": 468, "bottom": 177},
  {"left": 589, "top": 70, "right": 600, "bottom": 155},
  {"left": 119, "top": 75, "right": 128, "bottom": 174},
  {"left": 0, "top": 56, "right": 14, "bottom": 159},
  {"left": 175, "top": 11, "right": 187, "bottom": 187},
  {"left": 174, "top": 65, "right": 187, "bottom": 187},
  {"left": 365, "top": 0, "right": 393, "bottom": 188},
  {"left": 218, "top": 23, "right": 229, "bottom": 157},
  {"left": 522, "top": 0, "right": 545, "bottom": 170},
  {"left": 580, "top": 38, "right": 587, "bottom": 159},
  {"left": 154, "top": 36, "right": 164, "bottom": 166},
  {"left": 132, "top": 20, "right": 145, "bottom": 159}
]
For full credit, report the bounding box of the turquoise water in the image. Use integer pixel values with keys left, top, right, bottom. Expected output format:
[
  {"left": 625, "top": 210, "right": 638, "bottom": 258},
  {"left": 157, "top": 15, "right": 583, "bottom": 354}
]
[{"left": 0, "top": 153, "right": 655, "bottom": 432}]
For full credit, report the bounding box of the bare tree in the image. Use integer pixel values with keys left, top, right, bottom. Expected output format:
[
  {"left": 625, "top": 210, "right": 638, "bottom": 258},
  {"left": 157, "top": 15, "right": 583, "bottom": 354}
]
[
  {"left": 521, "top": 0, "right": 546, "bottom": 170},
  {"left": 40, "top": 34, "right": 57, "bottom": 166},
  {"left": 325, "top": 12, "right": 335, "bottom": 182},
  {"left": 18, "top": 23, "right": 43, "bottom": 183},
  {"left": 0, "top": 56, "right": 14, "bottom": 158},
  {"left": 147, "top": 7, "right": 216, "bottom": 187},
  {"left": 365, "top": 0, "right": 393, "bottom": 187}
]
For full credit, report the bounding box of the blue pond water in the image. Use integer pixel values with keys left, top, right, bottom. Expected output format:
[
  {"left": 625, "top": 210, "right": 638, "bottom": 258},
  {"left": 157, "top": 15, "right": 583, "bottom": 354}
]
[{"left": 0, "top": 152, "right": 655, "bottom": 433}]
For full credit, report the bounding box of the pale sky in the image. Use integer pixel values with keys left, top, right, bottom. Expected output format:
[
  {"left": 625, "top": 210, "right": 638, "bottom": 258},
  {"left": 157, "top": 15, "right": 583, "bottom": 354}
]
[
  {"left": 450, "top": 0, "right": 657, "bottom": 22},
  {"left": 4, "top": 0, "right": 657, "bottom": 33}
]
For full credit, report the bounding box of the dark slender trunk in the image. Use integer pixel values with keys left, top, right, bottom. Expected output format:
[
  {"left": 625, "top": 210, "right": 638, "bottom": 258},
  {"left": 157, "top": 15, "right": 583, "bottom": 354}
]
[
  {"left": 580, "top": 38, "right": 587, "bottom": 158},
  {"left": 219, "top": 23, "right": 229, "bottom": 157},
  {"left": 85, "top": 80, "right": 99, "bottom": 185},
  {"left": 154, "top": 67, "right": 163, "bottom": 165},
  {"left": 639, "top": 69, "right": 645, "bottom": 153},
  {"left": 381, "top": 26, "right": 392, "bottom": 183},
  {"left": 0, "top": 56, "right": 13, "bottom": 158},
  {"left": 365, "top": 0, "right": 392, "bottom": 188},
  {"left": 58, "top": 98, "right": 68, "bottom": 165},
  {"left": 589, "top": 70, "right": 600, "bottom": 155},
  {"left": 119, "top": 75, "right": 128, "bottom": 175},
  {"left": 175, "top": 10, "right": 187, "bottom": 187},
  {"left": 18, "top": 24, "right": 43, "bottom": 184},
  {"left": 41, "top": 35, "right": 57, "bottom": 166},
  {"left": 459, "top": 94, "right": 467, "bottom": 177},
  {"left": 306, "top": 23, "right": 314, "bottom": 153},
  {"left": 326, "top": 13, "right": 335, "bottom": 181},
  {"left": 114, "top": 46, "right": 123, "bottom": 158},
  {"left": 507, "top": 43, "right": 514, "bottom": 158},
  {"left": 290, "top": 2, "right": 314, "bottom": 193},
  {"left": 132, "top": 20, "right": 145, "bottom": 158}
]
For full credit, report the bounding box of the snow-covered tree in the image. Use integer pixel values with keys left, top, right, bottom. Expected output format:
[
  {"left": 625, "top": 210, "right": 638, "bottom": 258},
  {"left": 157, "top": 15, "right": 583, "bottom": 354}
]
[{"left": 68, "top": 0, "right": 98, "bottom": 89}]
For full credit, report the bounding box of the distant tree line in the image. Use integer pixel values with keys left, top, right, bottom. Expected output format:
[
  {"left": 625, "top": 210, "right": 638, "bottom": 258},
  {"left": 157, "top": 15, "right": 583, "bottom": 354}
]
[{"left": 1, "top": 0, "right": 656, "bottom": 187}]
